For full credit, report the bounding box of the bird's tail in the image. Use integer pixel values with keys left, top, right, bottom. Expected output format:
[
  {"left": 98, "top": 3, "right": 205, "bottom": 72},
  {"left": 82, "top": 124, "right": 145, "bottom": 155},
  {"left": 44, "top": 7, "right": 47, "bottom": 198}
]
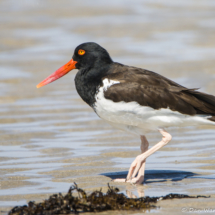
[{"left": 179, "top": 88, "right": 215, "bottom": 122}]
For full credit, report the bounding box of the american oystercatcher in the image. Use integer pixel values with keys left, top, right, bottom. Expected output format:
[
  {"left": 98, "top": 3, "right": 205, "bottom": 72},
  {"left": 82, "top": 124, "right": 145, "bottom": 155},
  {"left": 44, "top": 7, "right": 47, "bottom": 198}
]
[{"left": 37, "top": 42, "right": 215, "bottom": 184}]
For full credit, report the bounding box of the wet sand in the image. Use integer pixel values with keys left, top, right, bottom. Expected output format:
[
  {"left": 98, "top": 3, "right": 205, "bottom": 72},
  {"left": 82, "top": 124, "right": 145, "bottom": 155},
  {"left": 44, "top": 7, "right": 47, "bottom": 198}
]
[{"left": 1, "top": 0, "right": 215, "bottom": 214}]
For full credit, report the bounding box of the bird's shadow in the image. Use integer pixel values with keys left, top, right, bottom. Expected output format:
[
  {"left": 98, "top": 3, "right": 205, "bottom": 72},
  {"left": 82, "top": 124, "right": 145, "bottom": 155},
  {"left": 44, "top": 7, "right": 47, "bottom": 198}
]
[{"left": 101, "top": 170, "right": 197, "bottom": 184}]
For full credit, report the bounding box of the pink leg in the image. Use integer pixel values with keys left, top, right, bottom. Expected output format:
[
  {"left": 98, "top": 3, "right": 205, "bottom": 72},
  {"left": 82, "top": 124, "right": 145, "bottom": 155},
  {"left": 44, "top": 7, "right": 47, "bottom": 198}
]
[
  {"left": 127, "top": 129, "right": 172, "bottom": 181},
  {"left": 136, "top": 136, "right": 149, "bottom": 183},
  {"left": 126, "top": 135, "right": 149, "bottom": 184},
  {"left": 113, "top": 129, "right": 172, "bottom": 184},
  {"left": 113, "top": 135, "right": 149, "bottom": 184}
]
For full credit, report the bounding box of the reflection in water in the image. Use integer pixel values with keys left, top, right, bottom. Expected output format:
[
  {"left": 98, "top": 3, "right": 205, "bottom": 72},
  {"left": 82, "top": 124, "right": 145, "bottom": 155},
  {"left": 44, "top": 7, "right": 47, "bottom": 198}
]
[
  {"left": 126, "top": 185, "right": 145, "bottom": 198},
  {"left": 102, "top": 169, "right": 198, "bottom": 198},
  {"left": 0, "top": 0, "right": 215, "bottom": 212}
]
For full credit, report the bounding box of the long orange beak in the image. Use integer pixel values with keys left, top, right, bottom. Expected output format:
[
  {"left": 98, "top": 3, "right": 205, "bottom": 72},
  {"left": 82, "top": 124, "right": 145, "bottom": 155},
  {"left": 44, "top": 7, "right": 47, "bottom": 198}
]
[{"left": 37, "top": 59, "right": 77, "bottom": 88}]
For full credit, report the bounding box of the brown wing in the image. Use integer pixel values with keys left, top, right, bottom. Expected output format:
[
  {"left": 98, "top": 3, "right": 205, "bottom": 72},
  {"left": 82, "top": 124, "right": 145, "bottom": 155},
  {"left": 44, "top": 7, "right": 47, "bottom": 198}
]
[{"left": 103, "top": 63, "right": 215, "bottom": 118}]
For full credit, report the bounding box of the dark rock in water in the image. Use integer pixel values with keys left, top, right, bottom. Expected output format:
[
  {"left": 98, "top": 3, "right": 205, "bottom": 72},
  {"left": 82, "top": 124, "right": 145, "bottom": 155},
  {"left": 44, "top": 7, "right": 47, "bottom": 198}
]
[{"left": 8, "top": 183, "right": 209, "bottom": 214}]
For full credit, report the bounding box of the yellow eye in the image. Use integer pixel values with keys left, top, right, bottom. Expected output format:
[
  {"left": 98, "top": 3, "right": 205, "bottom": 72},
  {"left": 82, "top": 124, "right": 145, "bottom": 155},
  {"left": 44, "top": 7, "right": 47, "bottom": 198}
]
[{"left": 78, "top": 49, "right": 85, "bottom": 55}]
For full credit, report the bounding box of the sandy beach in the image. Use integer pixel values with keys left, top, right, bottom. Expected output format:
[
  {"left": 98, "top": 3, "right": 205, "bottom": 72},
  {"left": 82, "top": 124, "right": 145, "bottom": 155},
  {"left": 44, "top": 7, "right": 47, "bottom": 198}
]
[{"left": 1, "top": 0, "right": 215, "bottom": 214}]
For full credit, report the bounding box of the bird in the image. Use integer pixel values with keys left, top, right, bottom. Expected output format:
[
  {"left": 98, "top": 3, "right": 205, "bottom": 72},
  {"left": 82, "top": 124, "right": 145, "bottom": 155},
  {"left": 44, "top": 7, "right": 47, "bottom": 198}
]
[{"left": 37, "top": 42, "right": 215, "bottom": 184}]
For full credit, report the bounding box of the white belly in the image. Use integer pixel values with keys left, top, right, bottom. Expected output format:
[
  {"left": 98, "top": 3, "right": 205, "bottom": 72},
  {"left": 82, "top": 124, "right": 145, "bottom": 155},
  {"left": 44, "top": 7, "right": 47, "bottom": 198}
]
[{"left": 94, "top": 79, "right": 215, "bottom": 135}]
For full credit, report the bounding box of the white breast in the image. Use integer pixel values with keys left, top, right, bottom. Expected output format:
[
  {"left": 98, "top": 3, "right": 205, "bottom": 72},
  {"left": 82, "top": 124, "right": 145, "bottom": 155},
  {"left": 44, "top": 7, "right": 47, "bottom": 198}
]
[{"left": 94, "top": 78, "right": 215, "bottom": 135}]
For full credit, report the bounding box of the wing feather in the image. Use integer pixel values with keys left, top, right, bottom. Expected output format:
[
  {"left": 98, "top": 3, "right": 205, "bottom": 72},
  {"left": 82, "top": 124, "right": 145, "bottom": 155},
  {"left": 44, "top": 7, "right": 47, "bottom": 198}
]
[{"left": 103, "top": 63, "right": 215, "bottom": 117}]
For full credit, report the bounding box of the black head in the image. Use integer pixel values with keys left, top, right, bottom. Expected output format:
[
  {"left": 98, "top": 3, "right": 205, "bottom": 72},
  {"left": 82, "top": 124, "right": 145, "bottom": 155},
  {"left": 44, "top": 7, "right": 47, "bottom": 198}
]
[
  {"left": 37, "top": 42, "right": 113, "bottom": 88},
  {"left": 72, "top": 42, "right": 113, "bottom": 70}
]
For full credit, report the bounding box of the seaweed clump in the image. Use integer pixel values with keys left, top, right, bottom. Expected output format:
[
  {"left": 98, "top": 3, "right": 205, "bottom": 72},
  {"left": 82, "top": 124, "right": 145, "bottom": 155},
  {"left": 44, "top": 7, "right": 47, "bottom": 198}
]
[{"left": 9, "top": 183, "right": 209, "bottom": 215}]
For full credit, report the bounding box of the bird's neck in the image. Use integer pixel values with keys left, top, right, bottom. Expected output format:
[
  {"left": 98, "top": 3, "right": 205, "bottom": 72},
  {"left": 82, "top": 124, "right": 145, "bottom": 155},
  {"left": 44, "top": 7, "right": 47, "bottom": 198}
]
[{"left": 74, "top": 63, "right": 112, "bottom": 107}]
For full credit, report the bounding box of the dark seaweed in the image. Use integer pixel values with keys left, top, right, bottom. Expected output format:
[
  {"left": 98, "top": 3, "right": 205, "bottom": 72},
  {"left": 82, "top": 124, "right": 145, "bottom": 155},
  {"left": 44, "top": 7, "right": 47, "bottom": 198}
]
[{"left": 8, "top": 183, "right": 209, "bottom": 215}]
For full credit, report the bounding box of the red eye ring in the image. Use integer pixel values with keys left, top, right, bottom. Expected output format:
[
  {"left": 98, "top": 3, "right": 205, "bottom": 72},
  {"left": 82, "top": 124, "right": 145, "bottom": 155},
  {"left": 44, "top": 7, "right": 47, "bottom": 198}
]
[{"left": 78, "top": 49, "right": 85, "bottom": 55}]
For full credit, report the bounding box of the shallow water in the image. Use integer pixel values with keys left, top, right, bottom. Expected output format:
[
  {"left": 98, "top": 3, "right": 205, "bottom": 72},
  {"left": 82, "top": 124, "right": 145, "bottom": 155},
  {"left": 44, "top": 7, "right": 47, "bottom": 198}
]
[{"left": 1, "top": 0, "right": 215, "bottom": 214}]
